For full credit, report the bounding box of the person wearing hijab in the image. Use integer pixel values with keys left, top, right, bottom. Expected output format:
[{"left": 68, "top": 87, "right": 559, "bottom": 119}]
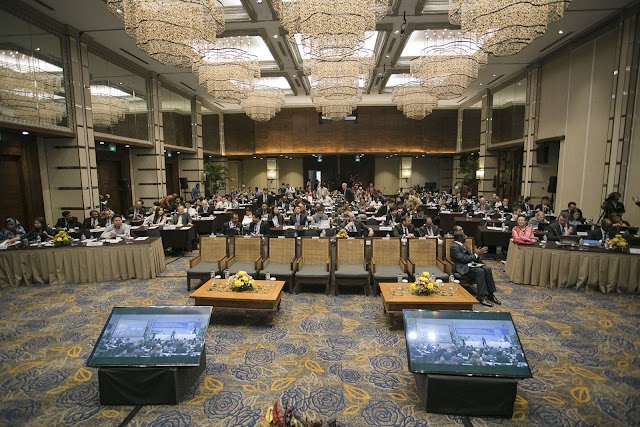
[{"left": 0, "top": 218, "right": 26, "bottom": 244}]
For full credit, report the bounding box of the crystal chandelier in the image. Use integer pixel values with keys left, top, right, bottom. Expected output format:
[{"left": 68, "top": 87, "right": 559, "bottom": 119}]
[
  {"left": 193, "top": 45, "right": 260, "bottom": 102},
  {"left": 108, "top": 0, "right": 225, "bottom": 67},
  {"left": 449, "top": 0, "right": 571, "bottom": 57},
  {"left": 276, "top": 0, "right": 388, "bottom": 59},
  {"left": 13, "top": 101, "right": 66, "bottom": 125},
  {"left": 240, "top": 86, "right": 285, "bottom": 122},
  {"left": 392, "top": 82, "right": 438, "bottom": 120},
  {"left": 410, "top": 38, "right": 487, "bottom": 99},
  {"left": 91, "top": 94, "right": 129, "bottom": 126},
  {"left": 313, "top": 96, "right": 358, "bottom": 120}
]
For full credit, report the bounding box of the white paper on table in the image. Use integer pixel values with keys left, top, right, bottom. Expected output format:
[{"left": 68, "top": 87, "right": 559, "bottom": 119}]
[
  {"left": 283, "top": 225, "right": 295, "bottom": 230},
  {"left": 148, "top": 226, "right": 159, "bottom": 230},
  {"left": 629, "top": 248, "right": 640, "bottom": 255},
  {"left": 180, "top": 226, "right": 192, "bottom": 230},
  {"left": 135, "top": 237, "right": 149, "bottom": 241},
  {"left": 379, "top": 226, "right": 392, "bottom": 231},
  {"left": 130, "top": 226, "right": 140, "bottom": 230},
  {"left": 85, "top": 241, "right": 103, "bottom": 247},
  {"left": 90, "top": 228, "right": 102, "bottom": 232},
  {"left": 106, "top": 238, "right": 121, "bottom": 243},
  {"left": 486, "top": 226, "right": 504, "bottom": 231}
]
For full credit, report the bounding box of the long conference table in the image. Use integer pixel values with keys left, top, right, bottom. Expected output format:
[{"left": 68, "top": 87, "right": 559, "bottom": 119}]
[
  {"left": 505, "top": 241, "right": 640, "bottom": 294},
  {"left": 0, "top": 237, "right": 165, "bottom": 287}
]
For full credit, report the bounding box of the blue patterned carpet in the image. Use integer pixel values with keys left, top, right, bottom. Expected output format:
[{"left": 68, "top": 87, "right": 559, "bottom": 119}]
[{"left": 1, "top": 256, "right": 639, "bottom": 427}]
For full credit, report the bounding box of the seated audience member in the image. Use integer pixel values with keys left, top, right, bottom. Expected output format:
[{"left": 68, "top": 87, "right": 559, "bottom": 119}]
[
  {"left": 522, "top": 196, "right": 534, "bottom": 213},
  {"left": 610, "top": 212, "right": 630, "bottom": 228},
  {"left": 528, "top": 210, "right": 547, "bottom": 229},
  {"left": 241, "top": 209, "right": 253, "bottom": 228},
  {"left": 310, "top": 205, "right": 329, "bottom": 226},
  {"left": 23, "top": 217, "right": 55, "bottom": 242},
  {"left": 567, "top": 201, "right": 577, "bottom": 212},
  {"left": 418, "top": 216, "right": 440, "bottom": 237},
  {"left": 127, "top": 201, "right": 147, "bottom": 222},
  {"left": 341, "top": 211, "right": 374, "bottom": 237},
  {"left": 535, "top": 196, "right": 554, "bottom": 215},
  {"left": 102, "top": 209, "right": 114, "bottom": 228},
  {"left": 289, "top": 205, "right": 307, "bottom": 226},
  {"left": 450, "top": 231, "right": 499, "bottom": 307},
  {"left": 376, "top": 200, "right": 393, "bottom": 217},
  {"left": 184, "top": 202, "right": 197, "bottom": 218},
  {"left": 568, "top": 208, "right": 585, "bottom": 227},
  {"left": 249, "top": 214, "right": 270, "bottom": 236},
  {"left": 385, "top": 207, "right": 402, "bottom": 226},
  {"left": 55, "top": 210, "right": 81, "bottom": 230},
  {"left": 198, "top": 200, "right": 212, "bottom": 216},
  {"left": 171, "top": 205, "right": 192, "bottom": 226},
  {"left": 505, "top": 207, "right": 522, "bottom": 229},
  {"left": 144, "top": 206, "right": 167, "bottom": 226},
  {"left": 0, "top": 218, "right": 26, "bottom": 244},
  {"left": 100, "top": 215, "right": 131, "bottom": 239},
  {"left": 269, "top": 206, "right": 284, "bottom": 227},
  {"left": 498, "top": 198, "right": 512, "bottom": 213},
  {"left": 588, "top": 219, "right": 614, "bottom": 242},
  {"left": 547, "top": 211, "right": 575, "bottom": 241},
  {"left": 223, "top": 213, "right": 241, "bottom": 236},
  {"left": 511, "top": 215, "right": 538, "bottom": 243},
  {"left": 257, "top": 202, "right": 270, "bottom": 219},
  {"left": 413, "top": 207, "right": 426, "bottom": 219},
  {"left": 83, "top": 210, "right": 103, "bottom": 229},
  {"left": 393, "top": 214, "right": 416, "bottom": 238},
  {"left": 602, "top": 192, "right": 625, "bottom": 218},
  {"left": 476, "top": 196, "right": 492, "bottom": 213}
]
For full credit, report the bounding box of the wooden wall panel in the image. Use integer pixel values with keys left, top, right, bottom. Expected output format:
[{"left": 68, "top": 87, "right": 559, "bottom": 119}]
[
  {"left": 230, "top": 106, "right": 458, "bottom": 155},
  {"left": 462, "top": 108, "right": 481, "bottom": 151},
  {"left": 202, "top": 113, "right": 220, "bottom": 153}
]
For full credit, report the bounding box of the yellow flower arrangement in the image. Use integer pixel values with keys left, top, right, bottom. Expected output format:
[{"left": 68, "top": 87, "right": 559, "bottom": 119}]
[
  {"left": 54, "top": 230, "right": 72, "bottom": 246},
  {"left": 608, "top": 234, "right": 628, "bottom": 252},
  {"left": 410, "top": 271, "right": 439, "bottom": 296},
  {"left": 336, "top": 229, "right": 348, "bottom": 238},
  {"left": 228, "top": 270, "right": 255, "bottom": 292}
]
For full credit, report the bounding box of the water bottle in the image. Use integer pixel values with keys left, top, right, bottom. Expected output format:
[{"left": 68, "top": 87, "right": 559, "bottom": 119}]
[
  {"left": 320, "top": 229, "right": 326, "bottom": 237},
  {"left": 210, "top": 270, "right": 215, "bottom": 280},
  {"left": 35, "top": 235, "right": 41, "bottom": 246},
  {"left": 224, "top": 269, "right": 230, "bottom": 280},
  {"left": 265, "top": 271, "right": 271, "bottom": 280},
  {"left": 449, "top": 273, "right": 455, "bottom": 283},
  {"left": 579, "top": 238, "right": 584, "bottom": 251},
  {"left": 542, "top": 234, "right": 547, "bottom": 247},
  {"left": 588, "top": 217, "right": 593, "bottom": 225},
  {"left": 397, "top": 273, "right": 403, "bottom": 283},
  {"left": 80, "top": 234, "right": 86, "bottom": 242},
  {"left": 401, "top": 235, "right": 407, "bottom": 244},
  {"left": 385, "top": 232, "right": 390, "bottom": 238}
]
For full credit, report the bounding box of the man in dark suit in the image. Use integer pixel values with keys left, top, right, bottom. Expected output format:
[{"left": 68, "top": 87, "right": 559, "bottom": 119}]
[
  {"left": 170, "top": 205, "right": 192, "bottom": 226},
  {"left": 534, "top": 196, "right": 553, "bottom": 215},
  {"left": 289, "top": 205, "right": 307, "bottom": 226},
  {"left": 341, "top": 211, "right": 374, "bottom": 237},
  {"left": 450, "top": 231, "right": 499, "bottom": 307},
  {"left": 54, "top": 211, "right": 81, "bottom": 230},
  {"left": 384, "top": 207, "right": 402, "bottom": 226},
  {"left": 376, "top": 200, "right": 393, "bottom": 217},
  {"left": 393, "top": 215, "right": 416, "bottom": 238},
  {"left": 256, "top": 188, "right": 271, "bottom": 206},
  {"left": 547, "top": 211, "right": 575, "bottom": 241},
  {"left": 342, "top": 182, "right": 355, "bottom": 203},
  {"left": 127, "top": 201, "right": 147, "bottom": 223},
  {"left": 82, "top": 210, "right": 104, "bottom": 229},
  {"left": 249, "top": 214, "right": 270, "bottom": 236},
  {"left": 588, "top": 219, "right": 613, "bottom": 242},
  {"left": 223, "top": 213, "right": 241, "bottom": 235},
  {"left": 268, "top": 206, "right": 284, "bottom": 227},
  {"left": 257, "top": 202, "right": 270, "bottom": 218},
  {"left": 418, "top": 216, "right": 440, "bottom": 237}
]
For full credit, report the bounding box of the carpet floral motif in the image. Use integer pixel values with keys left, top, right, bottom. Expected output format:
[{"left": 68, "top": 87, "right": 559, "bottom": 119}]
[{"left": 0, "top": 259, "right": 638, "bottom": 426}]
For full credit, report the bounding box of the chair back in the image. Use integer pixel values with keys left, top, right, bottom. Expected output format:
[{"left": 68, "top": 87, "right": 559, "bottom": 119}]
[
  {"left": 443, "top": 236, "right": 475, "bottom": 262},
  {"left": 268, "top": 237, "right": 296, "bottom": 264},
  {"left": 371, "top": 237, "right": 401, "bottom": 266},
  {"left": 336, "top": 238, "right": 365, "bottom": 265},
  {"left": 232, "top": 236, "right": 262, "bottom": 262},
  {"left": 200, "top": 236, "right": 227, "bottom": 262},
  {"left": 300, "top": 237, "right": 329, "bottom": 266},
  {"left": 408, "top": 237, "right": 438, "bottom": 266}
]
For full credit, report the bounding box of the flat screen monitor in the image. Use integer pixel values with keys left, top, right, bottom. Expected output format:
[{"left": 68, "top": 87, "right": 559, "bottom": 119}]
[
  {"left": 403, "top": 310, "right": 532, "bottom": 379},
  {"left": 87, "top": 306, "right": 212, "bottom": 367}
]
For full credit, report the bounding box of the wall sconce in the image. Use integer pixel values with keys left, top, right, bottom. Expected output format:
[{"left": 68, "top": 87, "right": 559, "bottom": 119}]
[
  {"left": 401, "top": 169, "right": 412, "bottom": 179},
  {"left": 267, "top": 169, "right": 276, "bottom": 179},
  {"left": 267, "top": 158, "right": 277, "bottom": 180},
  {"left": 476, "top": 169, "right": 484, "bottom": 179}
]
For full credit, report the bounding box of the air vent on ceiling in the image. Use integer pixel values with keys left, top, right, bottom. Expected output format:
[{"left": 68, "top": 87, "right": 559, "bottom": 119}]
[
  {"left": 31, "top": 0, "right": 55, "bottom": 11},
  {"left": 277, "top": 42, "right": 288, "bottom": 57},
  {"left": 539, "top": 32, "right": 572, "bottom": 53},
  {"left": 180, "top": 82, "right": 196, "bottom": 91},
  {"left": 386, "top": 38, "right": 397, "bottom": 54},
  {"left": 119, "top": 48, "right": 150, "bottom": 65}
]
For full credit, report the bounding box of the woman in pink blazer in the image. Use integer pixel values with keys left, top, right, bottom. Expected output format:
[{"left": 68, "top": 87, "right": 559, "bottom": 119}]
[{"left": 512, "top": 215, "right": 538, "bottom": 242}]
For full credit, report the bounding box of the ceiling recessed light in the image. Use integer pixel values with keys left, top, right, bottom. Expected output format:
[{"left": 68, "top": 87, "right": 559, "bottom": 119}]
[
  {"left": 125, "top": 144, "right": 130, "bottom": 148},
  {"left": 99, "top": 141, "right": 105, "bottom": 145},
  {"left": 116, "top": 8, "right": 122, "bottom": 14},
  {"left": 21, "top": 131, "right": 29, "bottom": 135},
  {"left": 394, "top": 30, "right": 400, "bottom": 34},
  {"left": 558, "top": 30, "right": 564, "bottom": 34},
  {"left": 273, "top": 34, "right": 279, "bottom": 39},
  {"left": 177, "top": 151, "right": 181, "bottom": 154},
  {"left": 257, "top": 0, "right": 263, "bottom": 3},
  {"left": 479, "top": 83, "right": 483, "bottom": 86},
  {"left": 492, "top": 74, "right": 496, "bottom": 77},
  {"left": 293, "top": 74, "right": 297, "bottom": 78},
  {"left": 35, "top": 48, "right": 40, "bottom": 51},
  {"left": 385, "top": 54, "right": 390, "bottom": 58}
]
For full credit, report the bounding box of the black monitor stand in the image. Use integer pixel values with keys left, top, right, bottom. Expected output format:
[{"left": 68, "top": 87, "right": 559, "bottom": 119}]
[
  {"left": 414, "top": 373, "right": 518, "bottom": 418},
  {"left": 97, "top": 346, "right": 206, "bottom": 405}
]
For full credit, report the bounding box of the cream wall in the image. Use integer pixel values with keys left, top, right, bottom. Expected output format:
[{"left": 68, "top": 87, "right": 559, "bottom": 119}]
[
  {"left": 539, "top": 29, "right": 618, "bottom": 220},
  {"left": 278, "top": 158, "right": 304, "bottom": 189},
  {"left": 623, "top": 68, "right": 640, "bottom": 226},
  {"left": 374, "top": 157, "right": 400, "bottom": 195},
  {"left": 235, "top": 158, "right": 304, "bottom": 191}
]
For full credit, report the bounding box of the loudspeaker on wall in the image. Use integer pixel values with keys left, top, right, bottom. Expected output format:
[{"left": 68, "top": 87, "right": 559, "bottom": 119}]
[{"left": 548, "top": 176, "right": 557, "bottom": 193}]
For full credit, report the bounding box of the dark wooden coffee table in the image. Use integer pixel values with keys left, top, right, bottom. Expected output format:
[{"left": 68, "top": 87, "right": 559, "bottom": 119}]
[
  {"left": 189, "top": 279, "right": 285, "bottom": 322},
  {"left": 379, "top": 282, "right": 477, "bottom": 316}
]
